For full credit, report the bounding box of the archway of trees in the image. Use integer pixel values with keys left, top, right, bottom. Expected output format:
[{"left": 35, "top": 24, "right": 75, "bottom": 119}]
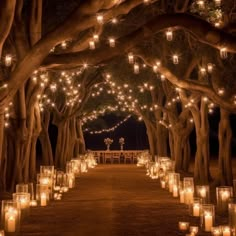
[{"left": 1, "top": 0, "right": 236, "bottom": 192}]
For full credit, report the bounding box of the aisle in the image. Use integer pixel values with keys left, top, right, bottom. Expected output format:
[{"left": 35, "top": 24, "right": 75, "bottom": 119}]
[{"left": 19, "top": 165, "right": 189, "bottom": 236}]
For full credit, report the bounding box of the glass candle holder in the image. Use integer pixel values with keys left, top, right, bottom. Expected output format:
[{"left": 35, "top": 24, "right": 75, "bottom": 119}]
[
  {"left": 189, "top": 226, "right": 198, "bottom": 234},
  {"left": 178, "top": 221, "right": 189, "bottom": 231},
  {"left": 1, "top": 200, "right": 21, "bottom": 233},
  {"left": 196, "top": 185, "right": 210, "bottom": 203},
  {"left": 12, "top": 193, "right": 30, "bottom": 218},
  {"left": 201, "top": 204, "right": 215, "bottom": 232},
  {"left": 80, "top": 160, "right": 88, "bottom": 173},
  {"left": 172, "top": 173, "right": 180, "bottom": 198},
  {"left": 216, "top": 186, "right": 233, "bottom": 215},
  {"left": 28, "top": 182, "right": 35, "bottom": 200},
  {"left": 40, "top": 165, "right": 54, "bottom": 176},
  {"left": 16, "top": 183, "right": 28, "bottom": 193},
  {"left": 0, "top": 230, "right": 4, "bottom": 236},
  {"left": 36, "top": 184, "right": 49, "bottom": 207},
  {"left": 183, "top": 177, "right": 194, "bottom": 205},
  {"left": 168, "top": 172, "right": 175, "bottom": 193},
  {"left": 228, "top": 199, "right": 236, "bottom": 232},
  {"left": 211, "top": 226, "right": 222, "bottom": 236},
  {"left": 37, "top": 173, "right": 53, "bottom": 199},
  {"left": 220, "top": 225, "right": 232, "bottom": 236},
  {"left": 190, "top": 197, "right": 201, "bottom": 217},
  {"left": 160, "top": 176, "right": 166, "bottom": 189},
  {"left": 67, "top": 173, "right": 75, "bottom": 189},
  {"left": 70, "top": 159, "right": 81, "bottom": 176}
]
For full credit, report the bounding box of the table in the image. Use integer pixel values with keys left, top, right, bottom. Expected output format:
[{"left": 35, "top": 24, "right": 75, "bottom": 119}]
[{"left": 90, "top": 150, "right": 145, "bottom": 164}]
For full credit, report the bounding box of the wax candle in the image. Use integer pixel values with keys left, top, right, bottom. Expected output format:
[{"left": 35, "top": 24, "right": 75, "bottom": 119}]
[
  {"left": 69, "top": 178, "right": 73, "bottom": 188},
  {"left": 180, "top": 190, "right": 185, "bottom": 203},
  {"left": 185, "top": 188, "right": 193, "bottom": 204},
  {"left": 221, "top": 191, "right": 230, "bottom": 201},
  {"left": 173, "top": 185, "right": 178, "bottom": 197},
  {"left": 169, "top": 180, "right": 173, "bottom": 192},
  {"left": 189, "top": 226, "right": 198, "bottom": 234},
  {"left": 20, "top": 198, "right": 27, "bottom": 209},
  {"left": 193, "top": 203, "right": 200, "bottom": 217},
  {"left": 40, "top": 193, "right": 47, "bottom": 206},
  {"left": 30, "top": 200, "right": 37, "bottom": 207},
  {"left": 6, "top": 215, "right": 16, "bottom": 233},
  {"left": 200, "top": 188, "right": 206, "bottom": 198},
  {"left": 222, "top": 227, "right": 231, "bottom": 236},
  {"left": 204, "top": 212, "right": 213, "bottom": 232},
  {"left": 161, "top": 181, "right": 166, "bottom": 189},
  {"left": 178, "top": 222, "right": 189, "bottom": 231}
]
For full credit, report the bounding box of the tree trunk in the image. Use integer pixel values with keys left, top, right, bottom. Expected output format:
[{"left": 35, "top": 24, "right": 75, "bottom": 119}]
[
  {"left": 156, "top": 123, "right": 168, "bottom": 156},
  {"left": 76, "top": 119, "right": 86, "bottom": 155},
  {"left": 217, "top": 109, "right": 232, "bottom": 185},
  {"left": 192, "top": 100, "right": 211, "bottom": 184}
]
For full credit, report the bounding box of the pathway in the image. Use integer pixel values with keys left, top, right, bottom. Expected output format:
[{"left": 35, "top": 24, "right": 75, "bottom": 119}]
[{"left": 19, "top": 165, "right": 192, "bottom": 236}]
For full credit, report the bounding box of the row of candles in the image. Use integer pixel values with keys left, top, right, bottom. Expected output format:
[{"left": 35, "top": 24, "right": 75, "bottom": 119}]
[
  {"left": 136, "top": 153, "right": 236, "bottom": 236},
  {"left": 0, "top": 153, "right": 97, "bottom": 235}
]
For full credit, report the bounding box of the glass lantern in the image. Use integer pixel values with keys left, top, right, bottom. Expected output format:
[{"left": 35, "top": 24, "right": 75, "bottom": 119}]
[
  {"left": 228, "top": 199, "right": 236, "bottom": 232},
  {"left": 36, "top": 184, "right": 49, "bottom": 207},
  {"left": 168, "top": 172, "right": 175, "bottom": 193},
  {"left": 12, "top": 193, "right": 30, "bottom": 218},
  {"left": 200, "top": 204, "right": 215, "bottom": 232},
  {"left": 1, "top": 200, "right": 21, "bottom": 234},
  {"left": 172, "top": 173, "right": 180, "bottom": 198},
  {"left": 183, "top": 177, "right": 194, "bottom": 204},
  {"left": 195, "top": 185, "right": 210, "bottom": 203},
  {"left": 216, "top": 186, "right": 233, "bottom": 215},
  {"left": 16, "top": 183, "right": 28, "bottom": 193},
  {"left": 190, "top": 197, "right": 202, "bottom": 217}
]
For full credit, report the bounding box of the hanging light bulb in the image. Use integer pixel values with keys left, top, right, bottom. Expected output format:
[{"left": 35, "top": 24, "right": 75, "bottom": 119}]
[
  {"left": 220, "top": 48, "right": 227, "bottom": 59},
  {"left": 61, "top": 41, "right": 67, "bottom": 49},
  {"left": 207, "top": 63, "right": 214, "bottom": 73},
  {"left": 172, "top": 54, "right": 179, "bottom": 64},
  {"left": 4, "top": 54, "right": 13, "bottom": 67},
  {"left": 111, "top": 18, "right": 118, "bottom": 24},
  {"left": 197, "top": 0, "right": 205, "bottom": 9},
  {"left": 89, "top": 41, "right": 95, "bottom": 50},
  {"left": 128, "top": 53, "right": 134, "bottom": 64},
  {"left": 93, "top": 34, "right": 99, "bottom": 42},
  {"left": 134, "top": 63, "right": 139, "bottom": 74},
  {"left": 200, "top": 67, "right": 206, "bottom": 75},
  {"left": 109, "top": 38, "right": 115, "bottom": 47},
  {"left": 96, "top": 14, "right": 104, "bottom": 24},
  {"left": 165, "top": 30, "right": 173, "bottom": 41}
]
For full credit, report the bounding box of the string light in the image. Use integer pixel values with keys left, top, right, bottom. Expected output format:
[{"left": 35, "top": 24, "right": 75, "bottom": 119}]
[
  {"left": 220, "top": 48, "right": 227, "bottom": 59},
  {"left": 172, "top": 54, "right": 179, "bottom": 64},
  {"left": 96, "top": 14, "right": 104, "bottom": 24},
  {"left": 84, "top": 115, "right": 131, "bottom": 134},
  {"left": 134, "top": 63, "right": 140, "bottom": 74},
  {"left": 89, "top": 41, "right": 95, "bottom": 50},
  {"left": 109, "top": 37, "right": 116, "bottom": 47},
  {"left": 4, "top": 54, "right": 13, "bottom": 67},
  {"left": 93, "top": 34, "right": 99, "bottom": 42},
  {"left": 128, "top": 53, "right": 134, "bottom": 64}
]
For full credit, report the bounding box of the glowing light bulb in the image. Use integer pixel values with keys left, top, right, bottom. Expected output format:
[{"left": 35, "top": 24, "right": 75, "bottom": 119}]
[
  {"left": 109, "top": 38, "right": 115, "bottom": 47},
  {"left": 220, "top": 48, "right": 227, "bottom": 59},
  {"left": 61, "top": 41, "right": 67, "bottom": 49},
  {"left": 111, "top": 18, "right": 118, "bottom": 24},
  {"left": 214, "top": 0, "right": 221, "bottom": 6},
  {"left": 134, "top": 63, "right": 139, "bottom": 74},
  {"left": 172, "top": 54, "right": 179, "bottom": 64},
  {"left": 96, "top": 14, "right": 103, "bottom": 24},
  {"left": 93, "top": 34, "right": 99, "bottom": 42},
  {"left": 197, "top": 0, "right": 205, "bottom": 9},
  {"left": 165, "top": 30, "right": 173, "bottom": 41},
  {"left": 4, "top": 54, "right": 13, "bottom": 66},
  {"left": 89, "top": 41, "right": 95, "bottom": 50},
  {"left": 128, "top": 53, "right": 134, "bottom": 64},
  {"left": 207, "top": 63, "right": 213, "bottom": 73}
]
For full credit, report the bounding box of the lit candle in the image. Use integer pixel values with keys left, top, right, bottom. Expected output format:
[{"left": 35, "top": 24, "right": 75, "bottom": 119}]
[
  {"left": 199, "top": 187, "right": 206, "bottom": 198},
  {"left": 30, "top": 200, "right": 37, "bottom": 207},
  {"left": 180, "top": 190, "right": 185, "bottom": 203},
  {"left": 173, "top": 185, "right": 178, "bottom": 197},
  {"left": 169, "top": 180, "right": 173, "bottom": 192},
  {"left": 161, "top": 180, "right": 166, "bottom": 189},
  {"left": 40, "top": 193, "right": 47, "bottom": 206},
  {"left": 189, "top": 226, "right": 198, "bottom": 234},
  {"left": 185, "top": 188, "right": 193, "bottom": 204},
  {"left": 204, "top": 212, "right": 213, "bottom": 232},
  {"left": 0, "top": 230, "right": 4, "bottom": 236},
  {"left": 178, "top": 222, "right": 189, "bottom": 231},
  {"left": 19, "top": 198, "right": 27, "bottom": 209},
  {"left": 193, "top": 203, "right": 200, "bottom": 217},
  {"left": 222, "top": 227, "right": 231, "bottom": 236},
  {"left": 221, "top": 191, "right": 230, "bottom": 201},
  {"left": 69, "top": 178, "right": 73, "bottom": 188},
  {"left": 6, "top": 215, "right": 16, "bottom": 233}
]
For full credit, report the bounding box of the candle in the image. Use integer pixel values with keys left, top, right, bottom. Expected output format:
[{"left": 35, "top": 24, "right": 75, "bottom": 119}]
[
  {"left": 185, "top": 188, "right": 193, "bottom": 204},
  {"left": 6, "top": 215, "right": 16, "bottom": 233},
  {"left": 199, "top": 188, "right": 206, "bottom": 198},
  {"left": 69, "top": 178, "right": 73, "bottom": 188},
  {"left": 40, "top": 193, "right": 47, "bottom": 206},
  {"left": 221, "top": 191, "right": 230, "bottom": 201},
  {"left": 204, "top": 212, "right": 213, "bottom": 232},
  {"left": 161, "top": 181, "right": 166, "bottom": 189},
  {"left": 30, "top": 200, "right": 37, "bottom": 207},
  {"left": 173, "top": 185, "right": 178, "bottom": 197},
  {"left": 0, "top": 230, "right": 4, "bottom": 236},
  {"left": 193, "top": 203, "right": 200, "bottom": 217},
  {"left": 20, "top": 198, "right": 27, "bottom": 209},
  {"left": 178, "top": 221, "right": 189, "bottom": 231},
  {"left": 180, "top": 190, "right": 185, "bottom": 203},
  {"left": 222, "top": 227, "right": 231, "bottom": 236},
  {"left": 169, "top": 180, "right": 173, "bottom": 192},
  {"left": 189, "top": 226, "right": 198, "bottom": 234}
]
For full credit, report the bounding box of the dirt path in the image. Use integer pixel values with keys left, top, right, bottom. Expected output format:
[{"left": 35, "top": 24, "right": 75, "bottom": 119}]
[{"left": 19, "top": 165, "right": 205, "bottom": 236}]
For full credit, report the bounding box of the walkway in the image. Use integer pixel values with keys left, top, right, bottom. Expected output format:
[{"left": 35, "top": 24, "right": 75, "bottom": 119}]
[{"left": 20, "top": 165, "right": 190, "bottom": 236}]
